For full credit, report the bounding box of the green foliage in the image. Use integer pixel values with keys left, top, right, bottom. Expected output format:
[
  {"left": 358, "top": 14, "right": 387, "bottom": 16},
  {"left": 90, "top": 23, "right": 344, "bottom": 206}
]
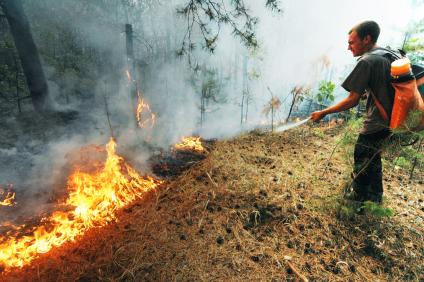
[
  {"left": 362, "top": 201, "right": 394, "bottom": 217},
  {"left": 312, "top": 128, "right": 325, "bottom": 139},
  {"left": 405, "top": 145, "right": 424, "bottom": 165},
  {"left": 316, "top": 80, "right": 335, "bottom": 103},
  {"left": 405, "top": 110, "right": 423, "bottom": 130},
  {"left": 313, "top": 192, "right": 394, "bottom": 219},
  {"left": 339, "top": 117, "right": 362, "bottom": 146},
  {"left": 403, "top": 18, "right": 424, "bottom": 63},
  {"left": 325, "top": 106, "right": 422, "bottom": 180},
  {"left": 338, "top": 110, "right": 422, "bottom": 173},
  {"left": 393, "top": 156, "right": 410, "bottom": 168},
  {"left": 393, "top": 156, "right": 411, "bottom": 168},
  {"left": 384, "top": 121, "right": 423, "bottom": 172},
  {"left": 335, "top": 199, "right": 394, "bottom": 218}
]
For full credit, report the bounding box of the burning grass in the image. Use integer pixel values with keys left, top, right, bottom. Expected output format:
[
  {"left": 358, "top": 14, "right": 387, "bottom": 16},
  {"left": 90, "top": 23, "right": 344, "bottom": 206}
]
[
  {"left": 1, "top": 124, "right": 423, "bottom": 281},
  {"left": 0, "top": 138, "right": 162, "bottom": 270},
  {"left": 149, "top": 137, "right": 210, "bottom": 179},
  {"left": 0, "top": 187, "right": 16, "bottom": 207},
  {"left": 174, "top": 136, "right": 205, "bottom": 152},
  {"left": 136, "top": 92, "right": 156, "bottom": 129}
]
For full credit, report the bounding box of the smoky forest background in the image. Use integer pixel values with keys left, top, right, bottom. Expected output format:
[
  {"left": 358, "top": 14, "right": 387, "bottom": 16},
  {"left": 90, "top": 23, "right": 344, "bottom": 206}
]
[{"left": 0, "top": 0, "right": 424, "bottom": 280}]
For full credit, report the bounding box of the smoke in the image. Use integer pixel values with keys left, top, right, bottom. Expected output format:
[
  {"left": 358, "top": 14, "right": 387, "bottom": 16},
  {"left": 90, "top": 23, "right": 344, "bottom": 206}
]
[
  {"left": 0, "top": 0, "right": 420, "bottom": 221},
  {"left": 31, "top": 0, "right": 423, "bottom": 140}
]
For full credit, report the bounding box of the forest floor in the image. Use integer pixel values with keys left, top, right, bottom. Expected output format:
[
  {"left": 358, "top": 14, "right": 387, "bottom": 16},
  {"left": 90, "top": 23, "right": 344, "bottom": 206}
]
[{"left": 1, "top": 118, "right": 423, "bottom": 282}]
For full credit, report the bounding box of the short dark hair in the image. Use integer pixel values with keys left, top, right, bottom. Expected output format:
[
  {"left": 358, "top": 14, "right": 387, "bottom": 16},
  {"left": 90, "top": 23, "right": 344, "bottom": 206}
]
[{"left": 349, "top": 21, "right": 380, "bottom": 43}]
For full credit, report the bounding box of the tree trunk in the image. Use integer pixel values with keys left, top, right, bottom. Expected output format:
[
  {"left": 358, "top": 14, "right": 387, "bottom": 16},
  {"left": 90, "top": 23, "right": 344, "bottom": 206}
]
[
  {"left": 125, "top": 23, "right": 139, "bottom": 128},
  {"left": 245, "top": 93, "right": 249, "bottom": 123},
  {"left": 240, "top": 92, "right": 244, "bottom": 125},
  {"left": 14, "top": 55, "right": 21, "bottom": 113},
  {"left": 2, "top": 0, "right": 50, "bottom": 111},
  {"left": 286, "top": 94, "right": 297, "bottom": 122},
  {"left": 271, "top": 102, "right": 274, "bottom": 132},
  {"left": 241, "top": 55, "right": 248, "bottom": 125}
]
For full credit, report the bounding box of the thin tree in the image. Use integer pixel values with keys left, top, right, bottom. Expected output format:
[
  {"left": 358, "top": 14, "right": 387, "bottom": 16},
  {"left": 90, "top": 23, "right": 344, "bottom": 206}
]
[
  {"left": 263, "top": 86, "right": 281, "bottom": 131},
  {"left": 240, "top": 55, "right": 248, "bottom": 125},
  {"left": 286, "top": 85, "right": 310, "bottom": 122}
]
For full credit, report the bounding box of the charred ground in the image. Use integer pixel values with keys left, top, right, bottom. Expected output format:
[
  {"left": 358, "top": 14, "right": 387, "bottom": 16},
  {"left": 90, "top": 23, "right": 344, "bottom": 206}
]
[{"left": 1, "top": 122, "right": 423, "bottom": 281}]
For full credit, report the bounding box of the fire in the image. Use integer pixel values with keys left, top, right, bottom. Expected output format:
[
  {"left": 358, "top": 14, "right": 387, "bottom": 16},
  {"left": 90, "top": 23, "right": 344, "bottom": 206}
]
[
  {"left": 136, "top": 91, "right": 156, "bottom": 128},
  {"left": 174, "top": 137, "right": 204, "bottom": 152},
  {"left": 125, "top": 69, "right": 156, "bottom": 129},
  {"left": 0, "top": 138, "right": 162, "bottom": 269},
  {"left": 0, "top": 189, "right": 16, "bottom": 207}
]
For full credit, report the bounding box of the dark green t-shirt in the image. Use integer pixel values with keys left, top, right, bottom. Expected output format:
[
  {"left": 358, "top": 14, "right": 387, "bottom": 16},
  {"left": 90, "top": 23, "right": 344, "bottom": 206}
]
[{"left": 342, "top": 49, "right": 394, "bottom": 134}]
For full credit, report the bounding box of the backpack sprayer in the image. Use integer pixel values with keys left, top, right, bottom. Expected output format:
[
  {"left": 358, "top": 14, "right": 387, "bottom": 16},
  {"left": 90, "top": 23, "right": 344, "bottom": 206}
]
[
  {"left": 389, "top": 58, "right": 424, "bottom": 131},
  {"left": 369, "top": 49, "right": 424, "bottom": 132}
]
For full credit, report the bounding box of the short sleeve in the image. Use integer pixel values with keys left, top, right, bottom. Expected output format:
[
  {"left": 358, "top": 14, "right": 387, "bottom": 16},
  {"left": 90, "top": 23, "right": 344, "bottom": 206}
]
[{"left": 341, "top": 59, "right": 371, "bottom": 94}]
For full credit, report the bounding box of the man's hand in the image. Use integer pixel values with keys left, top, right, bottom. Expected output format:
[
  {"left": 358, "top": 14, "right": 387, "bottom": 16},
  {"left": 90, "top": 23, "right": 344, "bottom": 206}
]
[
  {"left": 310, "top": 111, "right": 326, "bottom": 122},
  {"left": 309, "top": 91, "right": 360, "bottom": 123}
]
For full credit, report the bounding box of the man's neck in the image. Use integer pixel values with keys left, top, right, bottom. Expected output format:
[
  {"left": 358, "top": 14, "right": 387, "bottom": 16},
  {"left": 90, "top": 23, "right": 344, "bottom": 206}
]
[{"left": 366, "top": 44, "right": 377, "bottom": 53}]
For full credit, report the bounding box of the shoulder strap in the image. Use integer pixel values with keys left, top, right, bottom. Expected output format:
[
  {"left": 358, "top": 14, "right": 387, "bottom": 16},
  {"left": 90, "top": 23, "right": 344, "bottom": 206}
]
[
  {"left": 368, "top": 47, "right": 403, "bottom": 62},
  {"left": 368, "top": 91, "right": 389, "bottom": 121}
]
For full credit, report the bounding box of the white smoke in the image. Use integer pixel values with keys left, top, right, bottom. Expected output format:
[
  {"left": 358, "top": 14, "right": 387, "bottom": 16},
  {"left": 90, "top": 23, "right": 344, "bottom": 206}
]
[{"left": 0, "top": 0, "right": 421, "bottom": 220}]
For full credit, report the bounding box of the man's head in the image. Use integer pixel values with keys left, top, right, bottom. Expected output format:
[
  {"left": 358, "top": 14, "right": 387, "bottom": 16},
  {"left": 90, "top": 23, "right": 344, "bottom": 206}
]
[{"left": 348, "top": 21, "right": 380, "bottom": 57}]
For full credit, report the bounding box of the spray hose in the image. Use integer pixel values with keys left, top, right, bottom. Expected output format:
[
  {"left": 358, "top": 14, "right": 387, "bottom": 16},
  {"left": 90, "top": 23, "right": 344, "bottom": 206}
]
[{"left": 275, "top": 117, "right": 311, "bottom": 132}]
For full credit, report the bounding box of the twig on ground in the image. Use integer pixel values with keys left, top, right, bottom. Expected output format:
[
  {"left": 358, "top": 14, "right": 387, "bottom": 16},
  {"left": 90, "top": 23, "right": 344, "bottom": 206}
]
[
  {"left": 206, "top": 171, "right": 218, "bottom": 187},
  {"left": 322, "top": 136, "right": 343, "bottom": 177},
  {"left": 286, "top": 261, "right": 309, "bottom": 282},
  {"left": 198, "top": 200, "right": 210, "bottom": 228},
  {"left": 409, "top": 137, "right": 422, "bottom": 180}
]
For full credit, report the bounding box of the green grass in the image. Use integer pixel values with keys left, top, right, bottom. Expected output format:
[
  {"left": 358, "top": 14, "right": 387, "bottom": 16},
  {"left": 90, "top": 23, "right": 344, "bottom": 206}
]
[{"left": 362, "top": 201, "right": 394, "bottom": 217}]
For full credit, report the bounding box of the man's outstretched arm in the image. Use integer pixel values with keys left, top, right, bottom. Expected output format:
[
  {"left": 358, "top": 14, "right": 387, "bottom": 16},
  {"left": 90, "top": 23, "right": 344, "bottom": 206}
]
[{"left": 310, "top": 91, "right": 362, "bottom": 122}]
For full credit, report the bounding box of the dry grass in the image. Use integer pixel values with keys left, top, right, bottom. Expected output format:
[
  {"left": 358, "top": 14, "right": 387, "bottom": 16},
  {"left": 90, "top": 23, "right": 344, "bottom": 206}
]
[{"left": 1, "top": 123, "right": 423, "bottom": 281}]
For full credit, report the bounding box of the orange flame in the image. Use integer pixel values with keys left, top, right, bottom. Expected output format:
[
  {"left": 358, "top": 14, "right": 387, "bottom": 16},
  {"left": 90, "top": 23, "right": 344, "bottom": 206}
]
[
  {"left": 0, "top": 187, "right": 16, "bottom": 207},
  {"left": 174, "top": 137, "right": 204, "bottom": 152},
  {"left": 0, "top": 138, "right": 162, "bottom": 269},
  {"left": 136, "top": 92, "right": 156, "bottom": 129}
]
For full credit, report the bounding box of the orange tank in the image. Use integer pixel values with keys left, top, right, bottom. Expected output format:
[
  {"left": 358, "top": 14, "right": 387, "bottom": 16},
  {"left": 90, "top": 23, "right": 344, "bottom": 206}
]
[
  {"left": 390, "top": 58, "right": 424, "bottom": 131},
  {"left": 391, "top": 58, "right": 412, "bottom": 77}
]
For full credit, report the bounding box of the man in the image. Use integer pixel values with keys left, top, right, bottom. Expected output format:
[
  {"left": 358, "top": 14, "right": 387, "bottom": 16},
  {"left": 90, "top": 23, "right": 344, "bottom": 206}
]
[{"left": 310, "top": 21, "right": 394, "bottom": 203}]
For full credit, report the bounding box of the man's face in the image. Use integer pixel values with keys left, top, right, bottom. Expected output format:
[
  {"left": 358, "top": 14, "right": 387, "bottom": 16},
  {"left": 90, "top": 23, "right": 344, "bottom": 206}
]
[{"left": 348, "top": 31, "right": 370, "bottom": 57}]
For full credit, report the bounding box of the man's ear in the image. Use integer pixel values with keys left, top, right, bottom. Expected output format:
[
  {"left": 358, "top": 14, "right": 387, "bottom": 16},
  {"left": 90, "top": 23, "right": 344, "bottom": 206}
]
[{"left": 364, "top": 35, "right": 372, "bottom": 44}]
